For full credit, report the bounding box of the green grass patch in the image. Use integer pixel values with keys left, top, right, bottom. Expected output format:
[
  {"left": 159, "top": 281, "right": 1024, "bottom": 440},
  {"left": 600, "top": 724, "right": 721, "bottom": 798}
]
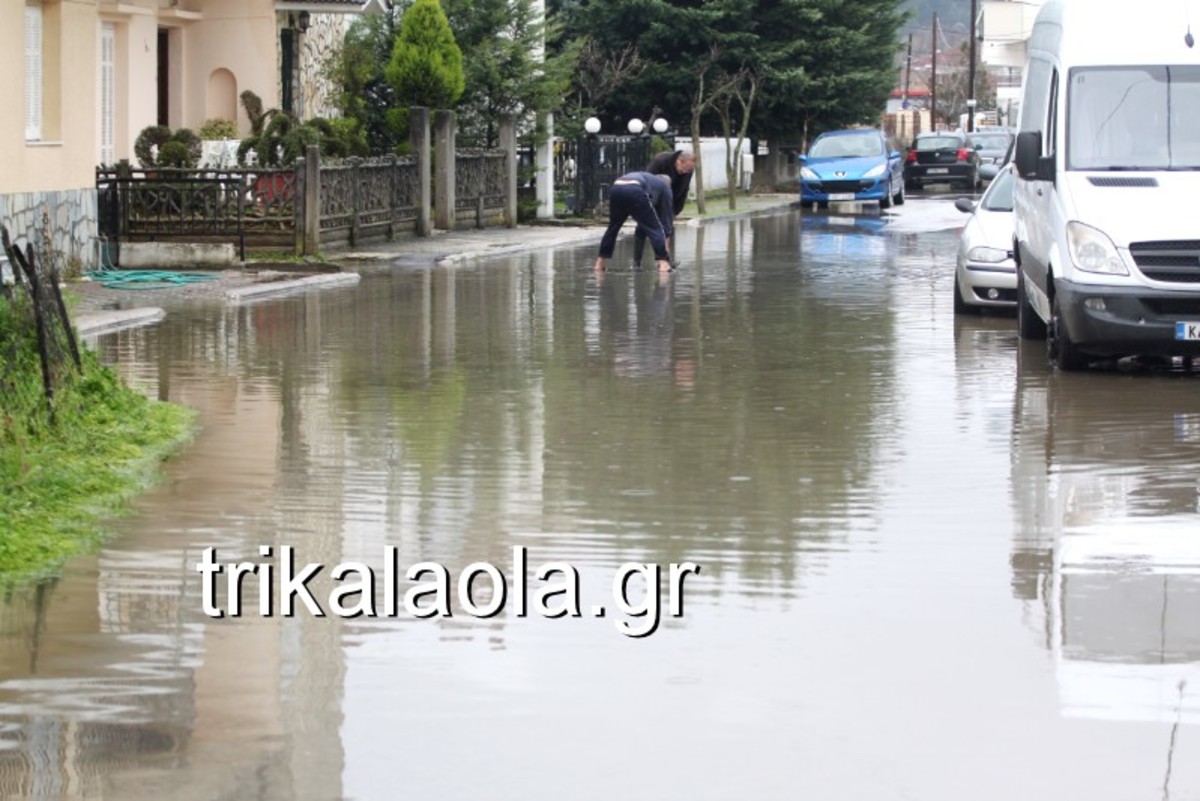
[{"left": 1, "top": 303, "right": 195, "bottom": 586}]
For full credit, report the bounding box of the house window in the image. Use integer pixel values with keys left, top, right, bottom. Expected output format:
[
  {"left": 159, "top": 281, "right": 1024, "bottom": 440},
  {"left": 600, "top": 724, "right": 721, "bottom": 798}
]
[{"left": 25, "top": 1, "right": 43, "bottom": 141}]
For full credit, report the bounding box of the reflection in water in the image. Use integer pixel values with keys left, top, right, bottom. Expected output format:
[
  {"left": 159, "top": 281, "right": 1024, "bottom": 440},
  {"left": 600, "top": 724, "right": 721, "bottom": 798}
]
[
  {"left": 0, "top": 208, "right": 902, "bottom": 794},
  {"left": 1009, "top": 344, "right": 1200, "bottom": 729},
  {"left": 1, "top": 206, "right": 1197, "bottom": 797}
]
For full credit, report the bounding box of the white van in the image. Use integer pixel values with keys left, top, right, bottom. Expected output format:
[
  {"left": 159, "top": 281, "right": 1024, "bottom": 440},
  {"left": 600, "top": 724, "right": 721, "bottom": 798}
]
[{"left": 1013, "top": 0, "right": 1200, "bottom": 369}]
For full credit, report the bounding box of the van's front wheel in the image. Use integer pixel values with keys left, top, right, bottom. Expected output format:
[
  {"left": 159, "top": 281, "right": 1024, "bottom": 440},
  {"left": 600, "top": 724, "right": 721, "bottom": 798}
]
[
  {"left": 1048, "top": 294, "right": 1089, "bottom": 371},
  {"left": 1016, "top": 273, "right": 1047, "bottom": 341}
]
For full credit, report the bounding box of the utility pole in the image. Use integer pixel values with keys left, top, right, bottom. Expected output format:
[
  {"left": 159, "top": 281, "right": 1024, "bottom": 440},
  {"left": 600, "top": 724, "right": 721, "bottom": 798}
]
[
  {"left": 931, "top": 13, "right": 938, "bottom": 131},
  {"left": 904, "top": 33, "right": 913, "bottom": 108},
  {"left": 968, "top": 0, "right": 978, "bottom": 132}
]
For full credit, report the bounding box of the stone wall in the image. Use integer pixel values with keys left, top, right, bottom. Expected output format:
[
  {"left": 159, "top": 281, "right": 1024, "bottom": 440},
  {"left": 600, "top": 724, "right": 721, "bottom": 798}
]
[
  {"left": 0, "top": 189, "right": 98, "bottom": 272},
  {"left": 301, "top": 15, "right": 351, "bottom": 121}
]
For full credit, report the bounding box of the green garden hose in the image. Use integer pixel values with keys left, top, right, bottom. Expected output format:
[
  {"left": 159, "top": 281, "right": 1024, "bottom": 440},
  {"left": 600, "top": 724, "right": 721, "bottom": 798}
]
[{"left": 86, "top": 269, "right": 220, "bottom": 291}]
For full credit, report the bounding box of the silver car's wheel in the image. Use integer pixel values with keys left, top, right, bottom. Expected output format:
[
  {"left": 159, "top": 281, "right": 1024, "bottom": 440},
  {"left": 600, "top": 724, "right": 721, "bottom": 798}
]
[{"left": 953, "top": 273, "right": 976, "bottom": 315}]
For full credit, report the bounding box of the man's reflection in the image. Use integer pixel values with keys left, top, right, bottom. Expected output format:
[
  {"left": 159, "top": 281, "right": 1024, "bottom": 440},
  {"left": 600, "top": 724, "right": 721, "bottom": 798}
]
[{"left": 594, "top": 271, "right": 678, "bottom": 380}]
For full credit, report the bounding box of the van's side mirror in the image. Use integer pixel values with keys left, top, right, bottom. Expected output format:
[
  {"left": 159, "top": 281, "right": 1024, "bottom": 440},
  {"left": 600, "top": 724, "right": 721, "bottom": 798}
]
[{"left": 1015, "top": 131, "right": 1055, "bottom": 182}]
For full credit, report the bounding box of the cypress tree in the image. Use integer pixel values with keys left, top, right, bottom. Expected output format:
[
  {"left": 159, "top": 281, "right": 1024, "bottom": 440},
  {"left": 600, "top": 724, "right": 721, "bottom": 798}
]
[{"left": 386, "top": 0, "right": 466, "bottom": 110}]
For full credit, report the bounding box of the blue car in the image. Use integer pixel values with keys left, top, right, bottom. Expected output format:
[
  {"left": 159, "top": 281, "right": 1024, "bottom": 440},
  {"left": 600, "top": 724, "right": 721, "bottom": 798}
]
[{"left": 798, "top": 129, "right": 906, "bottom": 209}]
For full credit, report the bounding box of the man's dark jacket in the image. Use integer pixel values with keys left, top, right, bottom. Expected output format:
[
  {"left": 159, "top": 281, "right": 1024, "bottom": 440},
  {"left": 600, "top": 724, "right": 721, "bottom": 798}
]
[{"left": 647, "top": 150, "right": 692, "bottom": 216}]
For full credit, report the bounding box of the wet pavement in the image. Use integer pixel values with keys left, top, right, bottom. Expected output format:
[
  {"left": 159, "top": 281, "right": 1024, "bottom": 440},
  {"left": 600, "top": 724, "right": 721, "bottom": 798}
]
[{"left": 2, "top": 193, "right": 1199, "bottom": 800}]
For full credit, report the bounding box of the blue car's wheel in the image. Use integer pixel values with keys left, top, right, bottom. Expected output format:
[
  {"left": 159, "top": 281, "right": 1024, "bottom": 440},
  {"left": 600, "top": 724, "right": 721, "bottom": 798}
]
[{"left": 880, "top": 180, "right": 893, "bottom": 209}]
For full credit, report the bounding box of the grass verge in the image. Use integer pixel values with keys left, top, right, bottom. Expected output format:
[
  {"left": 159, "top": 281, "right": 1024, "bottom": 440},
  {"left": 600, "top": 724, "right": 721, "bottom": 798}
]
[{"left": 1, "top": 346, "right": 195, "bottom": 587}]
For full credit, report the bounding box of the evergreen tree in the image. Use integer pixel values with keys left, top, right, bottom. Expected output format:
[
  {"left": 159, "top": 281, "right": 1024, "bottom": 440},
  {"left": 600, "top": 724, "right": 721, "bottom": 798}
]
[
  {"left": 326, "top": 12, "right": 403, "bottom": 153},
  {"left": 443, "top": 0, "right": 578, "bottom": 147},
  {"left": 556, "top": 0, "right": 907, "bottom": 144},
  {"left": 386, "top": 0, "right": 466, "bottom": 111}
]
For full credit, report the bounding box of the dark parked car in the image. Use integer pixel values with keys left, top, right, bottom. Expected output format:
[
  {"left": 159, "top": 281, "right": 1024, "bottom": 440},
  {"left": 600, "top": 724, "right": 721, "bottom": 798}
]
[{"left": 904, "top": 131, "right": 981, "bottom": 190}]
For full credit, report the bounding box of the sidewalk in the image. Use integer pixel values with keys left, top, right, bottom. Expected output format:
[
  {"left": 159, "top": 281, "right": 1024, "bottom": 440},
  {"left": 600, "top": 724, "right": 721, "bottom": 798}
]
[{"left": 71, "top": 193, "right": 798, "bottom": 336}]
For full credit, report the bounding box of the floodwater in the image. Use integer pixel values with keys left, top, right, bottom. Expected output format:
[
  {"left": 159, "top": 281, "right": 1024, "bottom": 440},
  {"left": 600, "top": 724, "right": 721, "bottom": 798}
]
[{"left": 2, "top": 199, "right": 1199, "bottom": 800}]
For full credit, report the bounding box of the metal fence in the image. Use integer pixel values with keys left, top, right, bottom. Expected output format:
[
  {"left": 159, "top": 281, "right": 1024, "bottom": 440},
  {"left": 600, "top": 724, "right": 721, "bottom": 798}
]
[
  {"left": 556, "top": 135, "right": 663, "bottom": 215},
  {"left": 96, "top": 166, "right": 300, "bottom": 258}
]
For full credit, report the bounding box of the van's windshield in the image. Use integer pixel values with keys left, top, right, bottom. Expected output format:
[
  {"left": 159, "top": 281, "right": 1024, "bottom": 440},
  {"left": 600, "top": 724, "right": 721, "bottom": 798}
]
[{"left": 1068, "top": 65, "right": 1200, "bottom": 170}]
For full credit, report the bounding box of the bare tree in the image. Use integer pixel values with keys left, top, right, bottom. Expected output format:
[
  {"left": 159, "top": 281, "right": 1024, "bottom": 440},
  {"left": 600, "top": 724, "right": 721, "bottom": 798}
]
[
  {"left": 689, "top": 46, "right": 748, "bottom": 215},
  {"left": 715, "top": 66, "right": 760, "bottom": 210},
  {"left": 573, "top": 38, "right": 646, "bottom": 113}
]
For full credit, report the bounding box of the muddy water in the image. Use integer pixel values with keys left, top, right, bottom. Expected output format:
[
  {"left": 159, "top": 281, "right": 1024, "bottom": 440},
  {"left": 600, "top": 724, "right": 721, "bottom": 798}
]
[{"left": 1, "top": 203, "right": 1198, "bottom": 799}]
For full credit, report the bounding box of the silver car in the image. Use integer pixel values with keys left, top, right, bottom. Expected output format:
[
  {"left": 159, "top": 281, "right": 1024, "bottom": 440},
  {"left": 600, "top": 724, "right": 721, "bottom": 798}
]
[
  {"left": 968, "top": 128, "right": 1014, "bottom": 168},
  {"left": 953, "top": 164, "right": 1016, "bottom": 313}
]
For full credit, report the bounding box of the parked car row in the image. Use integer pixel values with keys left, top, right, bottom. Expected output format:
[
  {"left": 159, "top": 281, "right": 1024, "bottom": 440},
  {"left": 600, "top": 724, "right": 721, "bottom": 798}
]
[{"left": 798, "top": 127, "right": 1015, "bottom": 206}]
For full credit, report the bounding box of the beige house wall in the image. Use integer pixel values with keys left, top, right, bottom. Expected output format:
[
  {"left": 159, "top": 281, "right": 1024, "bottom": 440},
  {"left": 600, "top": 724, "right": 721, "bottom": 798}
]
[
  {"left": 182, "top": 1, "right": 280, "bottom": 138},
  {"left": 1, "top": 0, "right": 358, "bottom": 267},
  {"left": 1, "top": 0, "right": 100, "bottom": 194},
  {"left": 3, "top": 0, "right": 354, "bottom": 192}
]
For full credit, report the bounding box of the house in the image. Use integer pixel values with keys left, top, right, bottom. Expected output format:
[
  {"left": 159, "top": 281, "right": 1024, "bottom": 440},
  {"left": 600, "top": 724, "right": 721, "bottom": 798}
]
[
  {"left": 1, "top": 0, "right": 384, "bottom": 270},
  {"left": 979, "top": 0, "right": 1045, "bottom": 126}
]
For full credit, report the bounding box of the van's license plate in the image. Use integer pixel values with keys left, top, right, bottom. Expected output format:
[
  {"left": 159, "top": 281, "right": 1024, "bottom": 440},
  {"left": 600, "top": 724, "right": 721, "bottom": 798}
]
[
  {"left": 927, "top": 168, "right": 949, "bottom": 174},
  {"left": 828, "top": 193, "right": 855, "bottom": 201},
  {"left": 1175, "top": 322, "right": 1200, "bottom": 340}
]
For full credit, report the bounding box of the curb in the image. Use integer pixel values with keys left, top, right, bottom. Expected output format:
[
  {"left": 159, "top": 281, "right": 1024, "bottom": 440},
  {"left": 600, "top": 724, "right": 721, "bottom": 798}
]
[
  {"left": 226, "top": 272, "right": 361, "bottom": 303},
  {"left": 75, "top": 307, "right": 166, "bottom": 337},
  {"left": 436, "top": 230, "right": 601, "bottom": 265}
]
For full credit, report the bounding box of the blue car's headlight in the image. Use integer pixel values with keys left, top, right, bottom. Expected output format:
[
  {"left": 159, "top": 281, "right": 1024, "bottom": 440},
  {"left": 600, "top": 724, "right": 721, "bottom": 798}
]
[
  {"left": 862, "top": 163, "right": 887, "bottom": 179},
  {"left": 800, "top": 166, "right": 819, "bottom": 181}
]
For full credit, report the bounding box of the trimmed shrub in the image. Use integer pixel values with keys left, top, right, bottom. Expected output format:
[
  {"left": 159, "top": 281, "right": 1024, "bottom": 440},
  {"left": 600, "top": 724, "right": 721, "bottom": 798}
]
[
  {"left": 199, "top": 118, "right": 239, "bottom": 140},
  {"left": 134, "top": 125, "right": 173, "bottom": 168}
]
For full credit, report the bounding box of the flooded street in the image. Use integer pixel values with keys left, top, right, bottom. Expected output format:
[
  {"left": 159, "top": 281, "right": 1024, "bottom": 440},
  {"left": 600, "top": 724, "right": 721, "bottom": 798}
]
[{"left": 2, "top": 197, "right": 1198, "bottom": 799}]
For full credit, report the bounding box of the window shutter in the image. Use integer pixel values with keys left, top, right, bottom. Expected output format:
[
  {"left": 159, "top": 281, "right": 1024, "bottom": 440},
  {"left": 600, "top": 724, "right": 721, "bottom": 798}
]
[
  {"left": 100, "top": 23, "right": 115, "bottom": 165},
  {"left": 25, "top": 3, "right": 42, "bottom": 141}
]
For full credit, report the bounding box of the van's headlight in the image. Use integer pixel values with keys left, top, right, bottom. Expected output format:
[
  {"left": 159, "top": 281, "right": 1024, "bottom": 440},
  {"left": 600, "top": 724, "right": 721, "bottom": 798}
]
[
  {"left": 800, "top": 166, "right": 819, "bottom": 181},
  {"left": 1067, "top": 222, "right": 1129, "bottom": 275},
  {"left": 863, "top": 163, "right": 887, "bottom": 179}
]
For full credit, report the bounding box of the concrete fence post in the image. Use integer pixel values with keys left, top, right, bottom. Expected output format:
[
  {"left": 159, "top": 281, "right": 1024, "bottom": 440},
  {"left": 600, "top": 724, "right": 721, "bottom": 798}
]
[
  {"left": 294, "top": 155, "right": 306, "bottom": 256},
  {"left": 434, "top": 110, "right": 456, "bottom": 231},
  {"left": 304, "top": 145, "right": 320, "bottom": 256},
  {"left": 499, "top": 114, "right": 518, "bottom": 228},
  {"left": 410, "top": 107, "right": 432, "bottom": 237},
  {"left": 350, "top": 157, "right": 362, "bottom": 247}
]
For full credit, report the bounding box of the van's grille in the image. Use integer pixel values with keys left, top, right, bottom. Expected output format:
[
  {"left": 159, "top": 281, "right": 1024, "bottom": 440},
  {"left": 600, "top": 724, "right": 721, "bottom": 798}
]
[
  {"left": 1087, "top": 176, "right": 1159, "bottom": 187},
  {"left": 1129, "top": 241, "right": 1200, "bottom": 282},
  {"left": 1144, "top": 298, "right": 1200, "bottom": 316}
]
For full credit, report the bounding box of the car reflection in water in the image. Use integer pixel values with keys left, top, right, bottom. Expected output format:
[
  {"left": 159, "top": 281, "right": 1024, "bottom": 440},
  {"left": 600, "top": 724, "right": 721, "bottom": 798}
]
[
  {"left": 799, "top": 213, "right": 891, "bottom": 261},
  {"left": 1010, "top": 343, "right": 1200, "bottom": 731}
]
